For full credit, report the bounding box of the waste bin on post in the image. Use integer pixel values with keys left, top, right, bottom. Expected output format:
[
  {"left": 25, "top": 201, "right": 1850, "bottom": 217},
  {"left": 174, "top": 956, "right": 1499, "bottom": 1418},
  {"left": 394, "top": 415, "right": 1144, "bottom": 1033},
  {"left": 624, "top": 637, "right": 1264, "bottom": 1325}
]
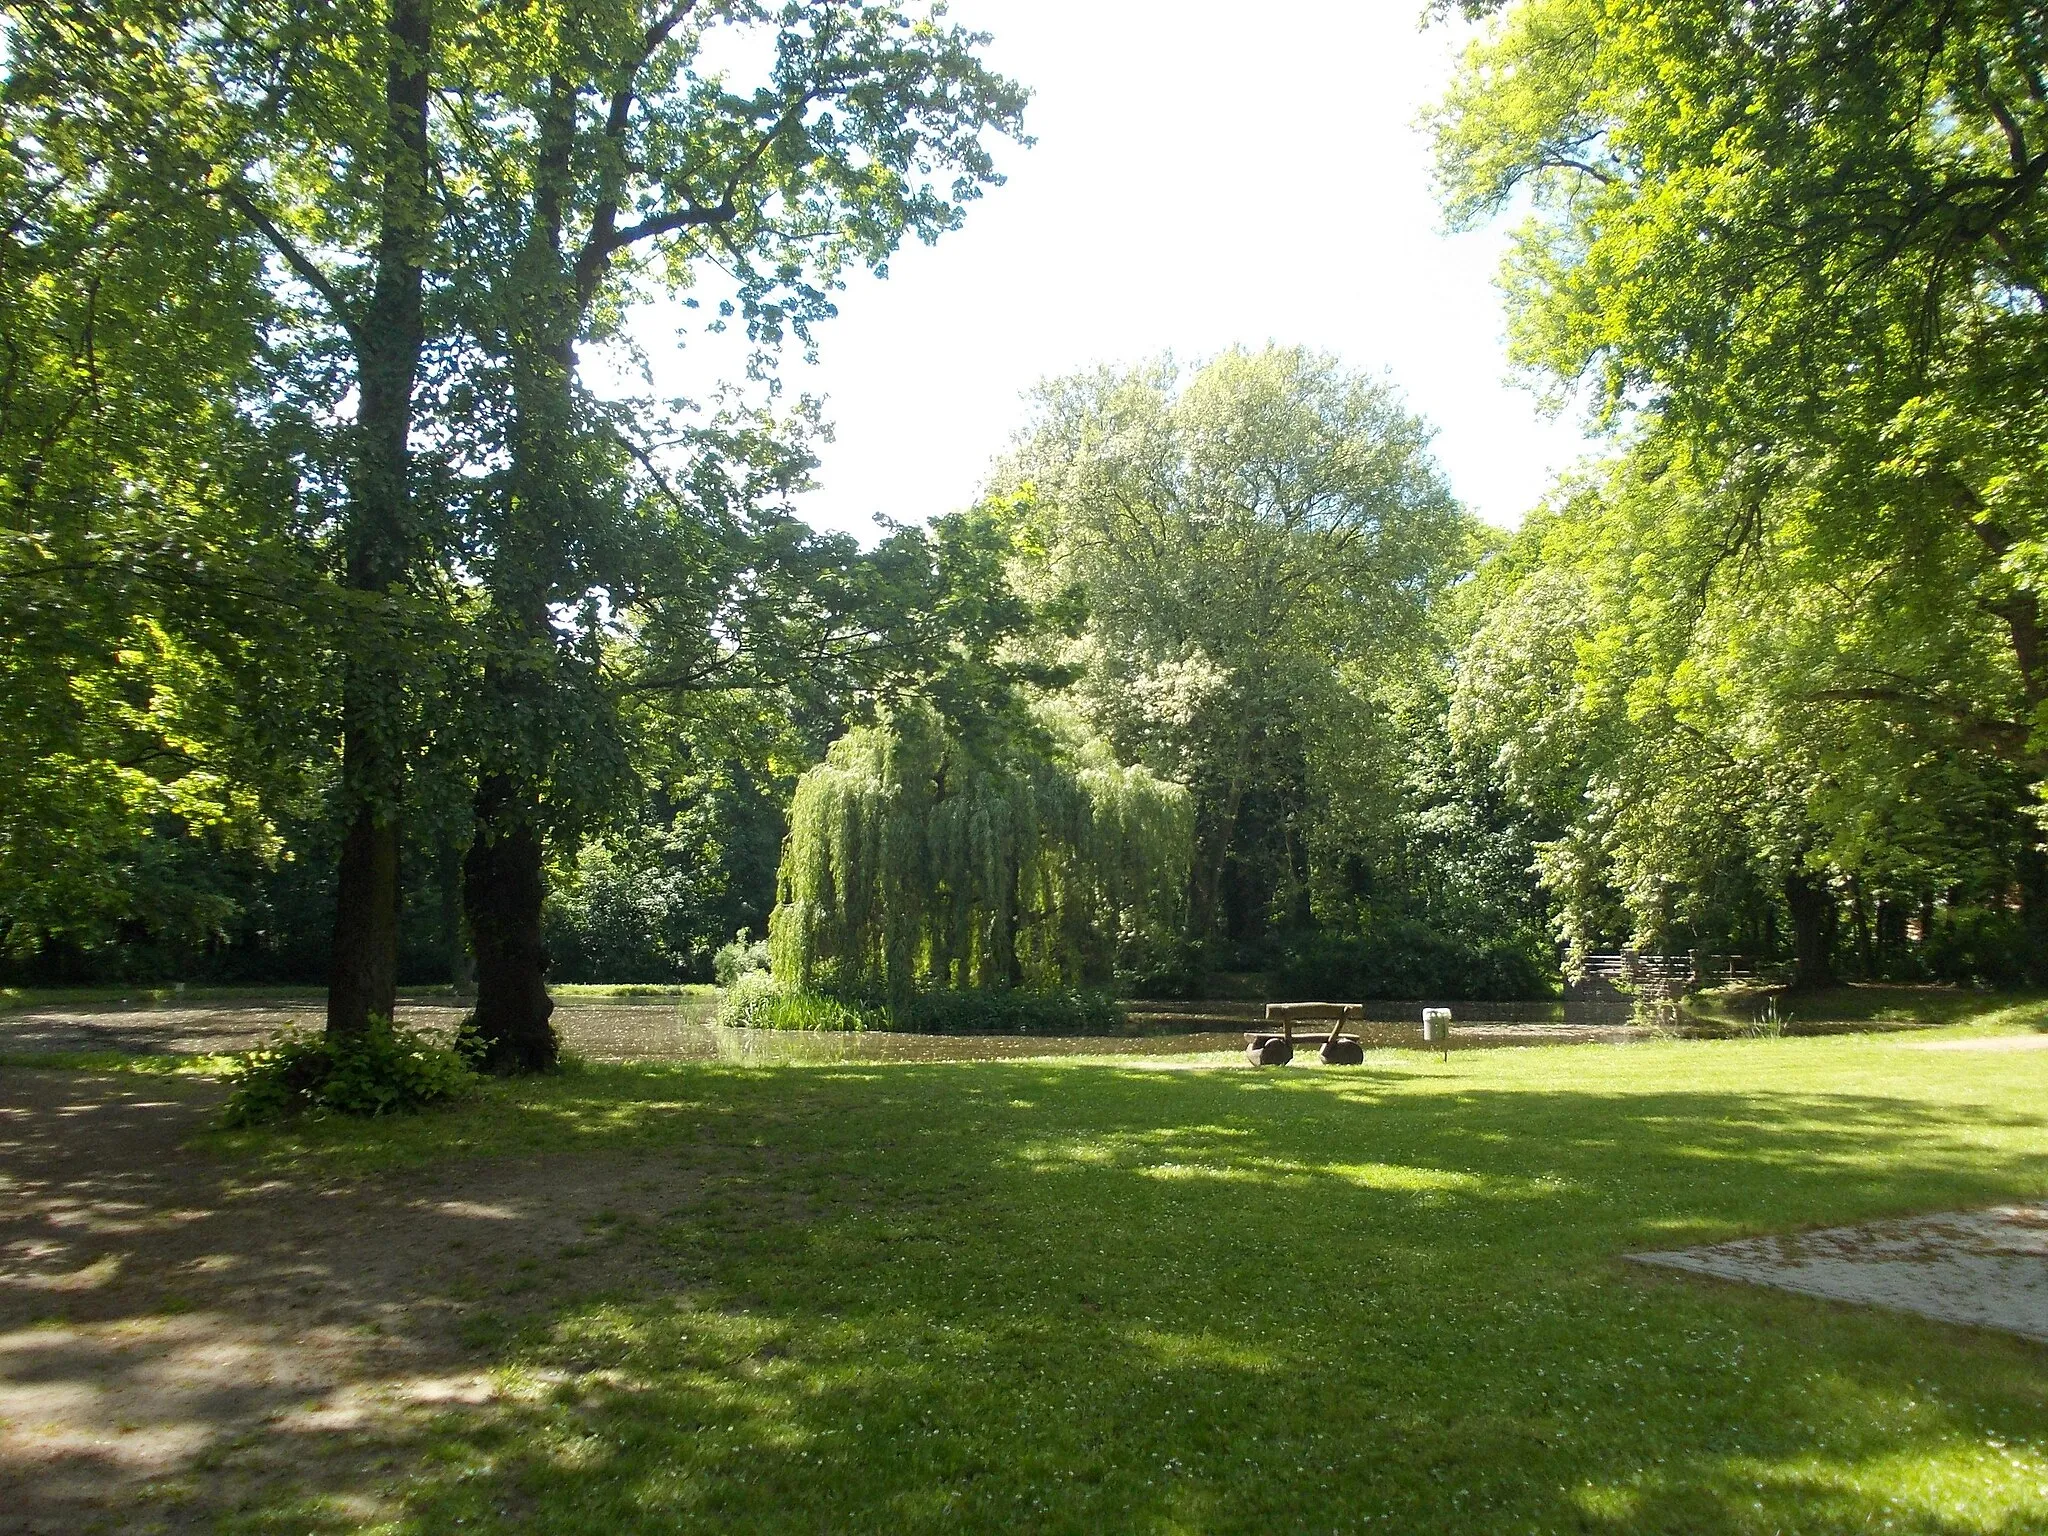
[{"left": 1422, "top": 1007, "right": 1452, "bottom": 1062}]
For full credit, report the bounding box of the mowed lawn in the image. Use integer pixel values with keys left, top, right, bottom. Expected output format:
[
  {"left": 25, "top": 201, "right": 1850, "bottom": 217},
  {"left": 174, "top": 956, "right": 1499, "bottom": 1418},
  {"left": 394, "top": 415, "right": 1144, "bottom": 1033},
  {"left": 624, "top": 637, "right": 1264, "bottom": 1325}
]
[{"left": 203, "top": 1019, "right": 2048, "bottom": 1535}]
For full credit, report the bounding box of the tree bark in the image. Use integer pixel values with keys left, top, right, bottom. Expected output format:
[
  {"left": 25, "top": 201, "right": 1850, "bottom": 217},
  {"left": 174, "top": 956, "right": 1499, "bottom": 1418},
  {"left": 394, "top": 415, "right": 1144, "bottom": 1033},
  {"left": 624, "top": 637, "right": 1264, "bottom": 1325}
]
[
  {"left": 1784, "top": 866, "right": 1837, "bottom": 990},
  {"left": 1847, "top": 874, "right": 1875, "bottom": 979},
  {"left": 462, "top": 774, "right": 557, "bottom": 1071},
  {"left": 461, "top": 75, "right": 573, "bottom": 1069},
  {"left": 328, "top": 801, "right": 400, "bottom": 1033},
  {"left": 439, "top": 832, "right": 474, "bottom": 994},
  {"left": 327, "top": 0, "right": 433, "bottom": 1039}
]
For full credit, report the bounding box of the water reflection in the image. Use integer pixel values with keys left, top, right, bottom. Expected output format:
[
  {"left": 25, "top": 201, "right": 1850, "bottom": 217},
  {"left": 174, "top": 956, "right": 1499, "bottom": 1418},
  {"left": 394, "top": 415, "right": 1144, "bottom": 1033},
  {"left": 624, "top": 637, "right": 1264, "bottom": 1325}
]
[
  {"left": 0, "top": 993, "right": 1916, "bottom": 1067},
  {"left": 552, "top": 998, "right": 1672, "bottom": 1066}
]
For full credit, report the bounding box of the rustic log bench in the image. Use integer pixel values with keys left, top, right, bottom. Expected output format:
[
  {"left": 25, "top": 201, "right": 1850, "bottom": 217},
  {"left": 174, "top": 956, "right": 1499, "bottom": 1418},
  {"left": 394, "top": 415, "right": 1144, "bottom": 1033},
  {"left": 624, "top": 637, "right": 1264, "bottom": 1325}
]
[{"left": 1245, "top": 1001, "right": 1366, "bottom": 1066}]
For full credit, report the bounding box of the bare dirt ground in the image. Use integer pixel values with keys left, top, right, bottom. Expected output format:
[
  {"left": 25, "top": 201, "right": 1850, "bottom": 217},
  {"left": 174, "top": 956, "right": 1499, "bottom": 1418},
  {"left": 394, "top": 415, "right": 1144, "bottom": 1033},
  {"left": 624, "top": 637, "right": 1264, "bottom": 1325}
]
[
  {"left": 1630, "top": 1206, "right": 2048, "bottom": 1342},
  {"left": 0, "top": 1069, "right": 719, "bottom": 1534}
]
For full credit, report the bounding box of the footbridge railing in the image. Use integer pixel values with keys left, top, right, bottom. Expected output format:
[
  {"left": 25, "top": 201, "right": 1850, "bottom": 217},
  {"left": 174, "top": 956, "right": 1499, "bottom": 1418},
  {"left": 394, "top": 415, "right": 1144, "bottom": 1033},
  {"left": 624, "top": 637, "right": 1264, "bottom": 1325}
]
[{"left": 1578, "top": 952, "right": 1794, "bottom": 1001}]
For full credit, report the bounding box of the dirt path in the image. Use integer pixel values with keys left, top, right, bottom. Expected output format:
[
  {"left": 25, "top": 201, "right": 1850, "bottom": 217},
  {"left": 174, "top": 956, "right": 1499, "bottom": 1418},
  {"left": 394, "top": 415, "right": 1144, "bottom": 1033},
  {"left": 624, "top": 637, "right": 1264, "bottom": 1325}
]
[{"left": 0, "top": 1071, "right": 707, "bottom": 1534}]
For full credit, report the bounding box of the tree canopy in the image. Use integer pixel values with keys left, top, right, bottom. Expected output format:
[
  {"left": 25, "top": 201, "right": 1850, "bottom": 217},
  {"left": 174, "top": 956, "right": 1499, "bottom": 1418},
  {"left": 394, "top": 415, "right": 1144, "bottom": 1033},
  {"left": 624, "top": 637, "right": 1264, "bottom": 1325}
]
[
  {"left": 1431, "top": 0, "right": 2048, "bottom": 983},
  {"left": 768, "top": 699, "right": 1192, "bottom": 1002},
  {"left": 997, "top": 346, "right": 1480, "bottom": 952},
  {"left": 10, "top": 0, "right": 2044, "bottom": 1016}
]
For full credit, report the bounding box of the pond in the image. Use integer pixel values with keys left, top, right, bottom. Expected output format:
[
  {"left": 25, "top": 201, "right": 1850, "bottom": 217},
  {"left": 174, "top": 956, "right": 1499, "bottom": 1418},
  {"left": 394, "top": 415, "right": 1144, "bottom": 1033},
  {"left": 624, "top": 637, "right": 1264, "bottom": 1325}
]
[{"left": 0, "top": 992, "right": 1876, "bottom": 1065}]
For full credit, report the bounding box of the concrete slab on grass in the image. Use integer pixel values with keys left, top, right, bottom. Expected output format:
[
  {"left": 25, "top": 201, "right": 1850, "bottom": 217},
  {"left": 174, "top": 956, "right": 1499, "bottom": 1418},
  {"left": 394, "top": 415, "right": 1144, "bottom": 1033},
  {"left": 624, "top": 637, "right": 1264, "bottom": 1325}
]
[{"left": 1629, "top": 1205, "right": 2048, "bottom": 1342}]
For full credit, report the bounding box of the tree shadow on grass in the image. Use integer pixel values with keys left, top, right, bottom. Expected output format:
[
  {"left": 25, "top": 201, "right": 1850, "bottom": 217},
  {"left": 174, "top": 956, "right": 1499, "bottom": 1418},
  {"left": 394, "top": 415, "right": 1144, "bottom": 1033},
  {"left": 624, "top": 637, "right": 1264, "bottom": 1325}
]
[{"left": 2, "top": 1058, "right": 2045, "bottom": 1532}]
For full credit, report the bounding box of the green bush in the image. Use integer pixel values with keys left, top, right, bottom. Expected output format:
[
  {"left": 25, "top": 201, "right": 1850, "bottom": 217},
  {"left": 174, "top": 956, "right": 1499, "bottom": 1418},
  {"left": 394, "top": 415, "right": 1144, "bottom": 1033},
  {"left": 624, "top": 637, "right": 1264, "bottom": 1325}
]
[
  {"left": 712, "top": 933, "right": 772, "bottom": 988},
  {"left": 1275, "top": 922, "right": 1556, "bottom": 1001},
  {"left": 714, "top": 973, "right": 1125, "bottom": 1034},
  {"left": 1117, "top": 938, "right": 1205, "bottom": 999},
  {"left": 890, "top": 987, "right": 1125, "bottom": 1035},
  {"left": 1923, "top": 906, "right": 2048, "bottom": 987},
  {"left": 715, "top": 971, "right": 871, "bottom": 1031},
  {"left": 221, "top": 1016, "right": 477, "bottom": 1125}
]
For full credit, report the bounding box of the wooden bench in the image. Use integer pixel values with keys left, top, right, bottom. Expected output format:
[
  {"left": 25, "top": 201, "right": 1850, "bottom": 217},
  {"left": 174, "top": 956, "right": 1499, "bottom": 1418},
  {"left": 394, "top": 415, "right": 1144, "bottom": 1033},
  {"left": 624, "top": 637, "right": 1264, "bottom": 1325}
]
[{"left": 1246, "top": 1002, "right": 1366, "bottom": 1066}]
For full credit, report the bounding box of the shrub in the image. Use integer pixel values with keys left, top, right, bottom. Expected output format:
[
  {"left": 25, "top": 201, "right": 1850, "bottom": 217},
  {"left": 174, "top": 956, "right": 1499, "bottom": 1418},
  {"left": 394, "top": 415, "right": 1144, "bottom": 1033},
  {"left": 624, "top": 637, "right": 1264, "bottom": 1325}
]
[
  {"left": 1118, "top": 938, "right": 1204, "bottom": 998},
  {"left": 715, "top": 971, "right": 870, "bottom": 1031},
  {"left": 221, "top": 1016, "right": 476, "bottom": 1125},
  {"left": 890, "top": 987, "right": 1125, "bottom": 1035},
  {"left": 712, "top": 933, "right": 772, "bottom": 988},
  {"left": 1275, "top": 922, "right": 1556, "bottom": 1001},
  {"left": 714, "top": 973, "right": 1125, "bottom": 1034},
  {"left": 1922, "top": 906, "right": 2048, "bottom": 988}
]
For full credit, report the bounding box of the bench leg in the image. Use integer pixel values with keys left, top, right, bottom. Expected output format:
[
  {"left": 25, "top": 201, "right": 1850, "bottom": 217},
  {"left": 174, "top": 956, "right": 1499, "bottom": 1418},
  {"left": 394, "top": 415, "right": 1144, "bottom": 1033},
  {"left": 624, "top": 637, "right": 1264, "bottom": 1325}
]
[{"left": 1247, "top": 1035, "right": 1295, "bottom": 1067}]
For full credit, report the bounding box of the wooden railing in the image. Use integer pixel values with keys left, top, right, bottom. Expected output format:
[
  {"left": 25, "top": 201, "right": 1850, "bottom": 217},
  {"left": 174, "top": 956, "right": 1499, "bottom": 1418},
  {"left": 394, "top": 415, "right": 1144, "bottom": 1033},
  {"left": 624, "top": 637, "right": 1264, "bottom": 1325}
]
[{"left": 1578, "top": 951, "right": 1794, "bottom": 1000}]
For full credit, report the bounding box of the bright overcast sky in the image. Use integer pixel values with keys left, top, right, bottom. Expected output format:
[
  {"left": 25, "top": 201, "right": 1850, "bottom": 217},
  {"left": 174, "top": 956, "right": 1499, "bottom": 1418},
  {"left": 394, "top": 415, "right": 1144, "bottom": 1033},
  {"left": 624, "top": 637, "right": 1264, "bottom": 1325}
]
[{"left": 625, "top": 0, "right": 1596, "bottom": 539}]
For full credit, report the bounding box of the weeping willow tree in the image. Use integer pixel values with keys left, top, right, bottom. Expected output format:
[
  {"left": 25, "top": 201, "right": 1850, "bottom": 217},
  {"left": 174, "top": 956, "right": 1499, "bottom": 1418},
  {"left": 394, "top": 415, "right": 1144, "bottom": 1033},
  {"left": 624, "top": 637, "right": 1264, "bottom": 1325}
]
[{"left": 769, "top": 703, "right": 1192, "bottom": 1001}]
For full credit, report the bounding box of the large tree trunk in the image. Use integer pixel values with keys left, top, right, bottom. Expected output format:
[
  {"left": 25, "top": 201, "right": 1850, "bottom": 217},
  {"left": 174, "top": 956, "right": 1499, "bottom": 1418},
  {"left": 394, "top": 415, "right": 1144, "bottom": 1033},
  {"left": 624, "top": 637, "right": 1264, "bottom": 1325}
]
[
  {"left": 328, "top": 796, "right": 400, "bottom": 1033},
  {"left": 462, "top": 632, "right": 560, "bottom": 1067},
  {"left": 1784, "top": 866, "right": 1837, "bottom": 990},
  {"left": 1847, "top": 874, "right": 1875, "bottom": 979},
  {"left": 462, "top": 774, "right": 557, "bottom": 1072},
  {"left": 326, "top": 0, "right": 433, "bottom": 1039},
  {"left": 439, "top": 832, "right": 474, "bottom": 994},
  {"left": 460, "top": 77, "right": 574, "bottom": 1068}
]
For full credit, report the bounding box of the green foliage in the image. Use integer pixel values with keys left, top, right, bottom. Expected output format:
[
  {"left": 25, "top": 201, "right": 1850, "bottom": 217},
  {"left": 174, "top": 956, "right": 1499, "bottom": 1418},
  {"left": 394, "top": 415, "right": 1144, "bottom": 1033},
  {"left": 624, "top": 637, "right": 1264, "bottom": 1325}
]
[
  {"left": 1923, "top": 908, "right": 2048, "bottom": 989},
  {"left": 1431, "top": 0, "right": 2048, "bottom": 980},
  {"left": 714, "top": 968, "right": 1121, "bottom": 1034},
  {"left": 0, "top": 27, "right": 332, "bottom": 964},
  {"left": 220, "top": 1016, "right": 476, "bottom": 1125},
  {"left": 543, "top": 832, "right": 718, "bottom": 984},
  {"left": 768, "top": 700, "right": 1193, "bottom": 1001},
  {"left": 890, "top": 986, "right": 1123, "bottom": 1035},
  {"left": 712, "top": 934, "right": 772, "bottom": 989},
  {"left": 715, "top": 972, "right": 870, "bottom": 1032},
  {"left": 1449, "top": 458, "right": 2047, "bottom": 981},
  {"left": 1000, "top": 346, "right": 1478, "bottom": 947},
  {"left": 1275, "top": 923, "right": 1555, "bottom": 1002}
]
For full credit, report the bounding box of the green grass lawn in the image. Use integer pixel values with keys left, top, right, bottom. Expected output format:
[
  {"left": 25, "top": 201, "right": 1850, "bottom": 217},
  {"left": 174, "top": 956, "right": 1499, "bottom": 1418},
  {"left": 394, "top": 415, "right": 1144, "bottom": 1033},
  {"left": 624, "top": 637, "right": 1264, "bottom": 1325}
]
[
  {"left": 190, "top": 1014, "right": 2048, "bottom": 1535},
  {"left": 1686, "top": 983, "right": 2048, "bottom": 1031}
]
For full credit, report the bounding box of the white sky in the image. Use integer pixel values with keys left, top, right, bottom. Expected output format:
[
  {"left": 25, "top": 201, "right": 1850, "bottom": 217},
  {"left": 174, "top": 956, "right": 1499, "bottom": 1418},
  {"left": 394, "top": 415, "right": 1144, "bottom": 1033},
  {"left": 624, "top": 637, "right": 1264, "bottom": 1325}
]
[{"left": 625, "top": 0, "right": 1595, "bottom": 538}]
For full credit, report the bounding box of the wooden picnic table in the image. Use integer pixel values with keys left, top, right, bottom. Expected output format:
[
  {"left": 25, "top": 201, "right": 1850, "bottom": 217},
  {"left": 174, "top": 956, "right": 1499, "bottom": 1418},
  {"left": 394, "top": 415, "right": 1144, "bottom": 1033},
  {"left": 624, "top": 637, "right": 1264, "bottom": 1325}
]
[{"left": 1245, "top": 1001, "right": 1366, "bottom": 1066}]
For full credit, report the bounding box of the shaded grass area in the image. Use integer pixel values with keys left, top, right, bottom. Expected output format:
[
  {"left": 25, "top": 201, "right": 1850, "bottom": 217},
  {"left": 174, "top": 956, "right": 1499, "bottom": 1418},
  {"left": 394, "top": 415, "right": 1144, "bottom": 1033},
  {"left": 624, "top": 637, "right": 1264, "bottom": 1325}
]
[
  {"left": 0, "top": 983, "right": 327, "bottom": 1014},
  {"left": 0, "top": 1049, "right": 234, "bottom": 1074},
  {"left": 178, "top": 1029, "right": 2048, "bottom": 1534}
]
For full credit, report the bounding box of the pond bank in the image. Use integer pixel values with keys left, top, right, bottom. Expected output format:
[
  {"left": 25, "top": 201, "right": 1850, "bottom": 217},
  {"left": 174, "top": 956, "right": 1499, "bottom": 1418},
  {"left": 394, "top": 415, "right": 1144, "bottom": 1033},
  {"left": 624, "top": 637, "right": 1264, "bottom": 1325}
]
[{"left": 1, "top": 987, "right": 2035, "bottom": 1066}]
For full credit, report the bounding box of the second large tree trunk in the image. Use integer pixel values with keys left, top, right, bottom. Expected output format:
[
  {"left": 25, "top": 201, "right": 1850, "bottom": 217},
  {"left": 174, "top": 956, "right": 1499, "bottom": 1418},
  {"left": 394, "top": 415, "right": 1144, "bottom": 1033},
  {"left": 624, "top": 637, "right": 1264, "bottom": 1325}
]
[
  {"left": 460, "top": 76, "right": 578, "bottom": 1070},
  {"left": 462, "top": 774, "right": 557, "bottom": 1072},
  {"left": 328, "top": 788, "right": 399, "bottom": 1032},
  {"left": 324, "top": 0, "right": 433, "bottom": 1039},
  {"left": 1784, "top": 866, "right": 1838, "bottom": 990}
]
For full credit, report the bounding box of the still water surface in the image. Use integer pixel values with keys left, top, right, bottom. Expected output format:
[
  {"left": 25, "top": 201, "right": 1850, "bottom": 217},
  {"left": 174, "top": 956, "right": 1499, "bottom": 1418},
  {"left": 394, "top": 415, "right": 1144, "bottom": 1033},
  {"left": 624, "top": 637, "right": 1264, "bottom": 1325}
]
[
  {"left": 0, "top": 993, "right": 1877, "bottom": 1065},
  {"left": 557, "top": 997, "right": 1715, "bottom": 1065}
]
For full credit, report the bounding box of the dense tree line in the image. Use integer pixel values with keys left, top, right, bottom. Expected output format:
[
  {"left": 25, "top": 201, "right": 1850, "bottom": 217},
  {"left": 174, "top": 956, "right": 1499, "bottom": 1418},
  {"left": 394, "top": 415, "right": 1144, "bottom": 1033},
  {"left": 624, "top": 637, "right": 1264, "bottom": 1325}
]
[
  {"left": 2, "top": 0, "right": 1032, "bottom": 1055},
  {"left": 8, "top": 0, "right": 2044, "bottom": 1033},
  {"left": 1429, "top": 0, "right": 2048, "bottom": 984}
]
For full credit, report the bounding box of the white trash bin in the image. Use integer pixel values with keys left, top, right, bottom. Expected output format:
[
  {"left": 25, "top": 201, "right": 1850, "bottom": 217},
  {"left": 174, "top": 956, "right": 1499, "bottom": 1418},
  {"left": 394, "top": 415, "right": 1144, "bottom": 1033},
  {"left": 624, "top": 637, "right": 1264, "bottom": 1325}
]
[{"left": 1422, "top": 1007, "right": 1452, "bottom": 1060}]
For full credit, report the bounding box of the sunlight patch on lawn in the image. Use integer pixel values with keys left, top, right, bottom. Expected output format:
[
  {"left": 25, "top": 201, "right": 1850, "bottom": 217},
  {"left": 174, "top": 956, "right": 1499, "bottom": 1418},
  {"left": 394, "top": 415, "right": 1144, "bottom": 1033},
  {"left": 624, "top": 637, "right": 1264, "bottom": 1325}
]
[
  {"left": 1126, "top": 1326, "right": 1283, "bottom": 1375},
  {"left": 1723, "top": 1442, "right": 2048, "bottom": 1534}
]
